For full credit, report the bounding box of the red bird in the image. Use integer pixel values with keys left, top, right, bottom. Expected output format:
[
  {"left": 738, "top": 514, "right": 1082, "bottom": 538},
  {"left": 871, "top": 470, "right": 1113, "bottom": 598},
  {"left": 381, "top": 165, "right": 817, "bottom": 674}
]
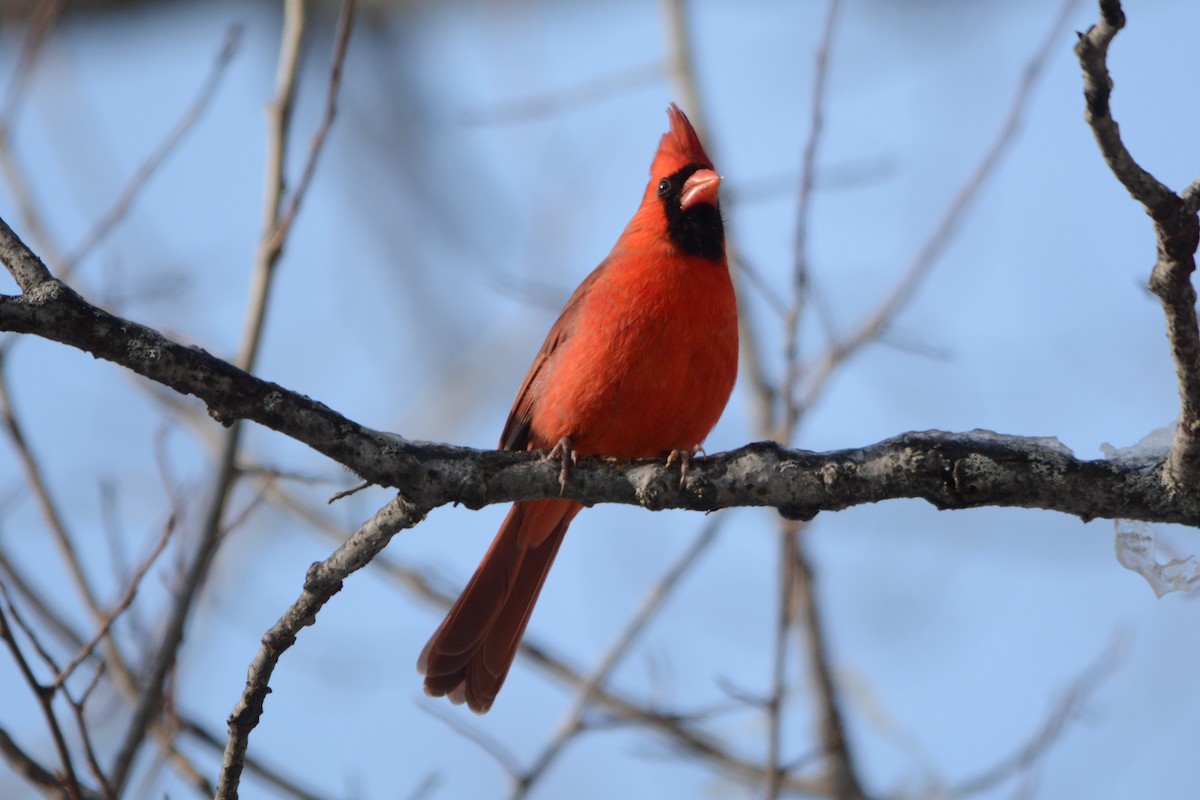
[{"left": 418, "top": 105, "right": 738, "bottom": 712}]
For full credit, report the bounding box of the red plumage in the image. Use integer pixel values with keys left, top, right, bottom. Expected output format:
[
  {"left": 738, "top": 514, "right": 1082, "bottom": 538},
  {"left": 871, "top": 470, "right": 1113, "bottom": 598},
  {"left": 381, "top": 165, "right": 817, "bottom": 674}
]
[{"left": 418, "top": 105, "right": 738, "bottom": 712}]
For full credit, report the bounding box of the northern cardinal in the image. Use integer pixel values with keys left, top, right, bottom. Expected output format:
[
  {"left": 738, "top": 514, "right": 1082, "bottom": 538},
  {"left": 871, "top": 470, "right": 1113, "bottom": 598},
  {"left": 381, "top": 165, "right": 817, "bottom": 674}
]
[{"left": 418, "top": 105, "right": 738, "bottom": 713}]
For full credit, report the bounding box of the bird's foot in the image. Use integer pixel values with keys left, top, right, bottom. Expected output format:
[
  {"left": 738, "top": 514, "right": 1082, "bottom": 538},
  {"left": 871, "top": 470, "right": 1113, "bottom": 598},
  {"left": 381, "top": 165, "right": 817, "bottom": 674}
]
[
  {"left": 666, "top": 445, "right": 706, "bottom": 490},
  {"left": 547, "top": 437, "right": 577, "bottom": 495}
]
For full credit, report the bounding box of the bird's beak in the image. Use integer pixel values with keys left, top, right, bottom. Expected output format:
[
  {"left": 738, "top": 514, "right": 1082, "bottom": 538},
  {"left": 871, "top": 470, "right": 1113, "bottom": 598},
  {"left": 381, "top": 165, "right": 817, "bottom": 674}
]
[{"left": 679, "top": 169, "right": 721, "bottom": 211}]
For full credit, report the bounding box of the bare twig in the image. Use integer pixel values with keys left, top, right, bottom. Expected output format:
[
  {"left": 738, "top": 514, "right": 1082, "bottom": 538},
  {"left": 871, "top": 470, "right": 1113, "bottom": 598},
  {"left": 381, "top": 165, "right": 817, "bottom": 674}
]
[
  {"left": 66, "top": 666, "right": 117, "bottom": 800},
  {"left": 216, "top": 494, "right": 429, "bottom": 800},
  {"left": 0, "top": 539, "right": 82, "bottom": 649},
  {"left": 265, "top": 0, "right": 356, "bottom": 257},
  {"left": 0, "top": 365, "right": 106, "bottom": 634},
  {"left": 176, "top": 717, "right": 330, "bottom": 800},
  {"left": 0, "top": 0, "right": 65, "bottom": 136},
  {"left": 53, "top": 513, "right": 175, "bottom": 688},
  {"left": 512, "top": 514, "right": 728, "bottom": 798},
  {"left": 0, "top": 584, "right": 84, "bottom": 800},
  {"left": 799, "top": 0, "right": 1083, "bottom": 413},
  {"left": 0, "top": 725, "right": 86, "bottom": 799},
  {"left": 1074, "top": 1, "right": 1168, "bottom": 208},
  {"left": 945, "top": 636, "right": 1124, "bottom": 798},
  {"left": 107, "top": 1, "right": 312, "bottom": 791},
  {"left": 422, "top": 702, "right": 523, "bottom": 780},
  {"left": 0, "top": 141, "right": 62, "bottom": 276},
  {"left": 63, "top": 24, "right": 243, "bottom": 271},
  {"left": 0, "top": 522, "right": 221, "bottom": 797},
  {"left": 458, "top": 62, "right": 662, "bottom": 125},
  {"left": 782, "top": 0, "right": 843, "bottom": 442},
  {"left": 1076, "top": 0, "right": 1200, "bottom": 489},
  {"left": 792, "top": 532, "right": 864, "bottom": 799},
  {"left": 0, "top": 1, "right": 67, "bottom": 276},
  {"left": 765, "top": 525, "right": 799, "bottom": 799}
]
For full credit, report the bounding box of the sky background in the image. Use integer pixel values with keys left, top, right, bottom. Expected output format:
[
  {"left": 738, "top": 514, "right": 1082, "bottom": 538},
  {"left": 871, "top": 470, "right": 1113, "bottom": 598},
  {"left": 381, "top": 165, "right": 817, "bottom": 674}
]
[{"left": 2, "top": 0, "right": 1199, "bottom": 797}]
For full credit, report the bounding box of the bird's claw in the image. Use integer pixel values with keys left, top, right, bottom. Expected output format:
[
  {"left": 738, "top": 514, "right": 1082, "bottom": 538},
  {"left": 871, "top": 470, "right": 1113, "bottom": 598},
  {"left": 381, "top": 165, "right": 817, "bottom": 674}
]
[
  {"left": 666, "top": 445, "right": 705, "bottom": 490},
  {"left": 547, "top": 437, "right": 577, "bottom": 495}
]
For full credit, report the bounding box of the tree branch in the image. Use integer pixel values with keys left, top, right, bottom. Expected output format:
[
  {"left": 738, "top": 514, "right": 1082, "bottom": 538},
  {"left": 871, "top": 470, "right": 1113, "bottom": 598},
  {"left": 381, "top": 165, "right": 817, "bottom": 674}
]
[
  {"left": 0, "top": 280, "right": 1195, "bottom": 527},
  {"left": 215, "top": 494, "right": 429, "bottom": 800},
  {"left": 1076, "top": 0, "right": 1200, "bottom": 489}
]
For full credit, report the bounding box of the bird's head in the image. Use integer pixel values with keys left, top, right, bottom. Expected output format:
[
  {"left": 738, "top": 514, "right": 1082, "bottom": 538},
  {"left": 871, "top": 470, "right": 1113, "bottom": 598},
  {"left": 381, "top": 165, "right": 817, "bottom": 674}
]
[{"left": 643, "top": 104, "right": 725, "bottom": 261}]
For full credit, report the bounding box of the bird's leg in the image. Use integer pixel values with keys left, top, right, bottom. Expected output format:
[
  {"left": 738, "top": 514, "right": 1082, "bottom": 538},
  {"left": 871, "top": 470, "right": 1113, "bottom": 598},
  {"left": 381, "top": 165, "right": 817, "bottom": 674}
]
[
  {"left": 666, "top": 445, "right": 706, "bottom": 490},
  {"left": 547, "top": 437, "right": 577, "bottom": 495}
]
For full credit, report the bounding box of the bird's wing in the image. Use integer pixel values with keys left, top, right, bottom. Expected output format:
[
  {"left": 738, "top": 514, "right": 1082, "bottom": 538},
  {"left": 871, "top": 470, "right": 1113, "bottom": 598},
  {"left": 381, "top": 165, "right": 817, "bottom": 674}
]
[{"left": 499, "top": 263, "right": 607, "bottom": 451}]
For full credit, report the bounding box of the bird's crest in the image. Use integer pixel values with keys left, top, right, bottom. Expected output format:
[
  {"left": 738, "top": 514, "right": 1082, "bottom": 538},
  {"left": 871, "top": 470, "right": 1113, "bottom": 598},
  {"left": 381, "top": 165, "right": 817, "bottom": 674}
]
[{"left": 652, "top": 104, "right": 713, "bottom": 176}]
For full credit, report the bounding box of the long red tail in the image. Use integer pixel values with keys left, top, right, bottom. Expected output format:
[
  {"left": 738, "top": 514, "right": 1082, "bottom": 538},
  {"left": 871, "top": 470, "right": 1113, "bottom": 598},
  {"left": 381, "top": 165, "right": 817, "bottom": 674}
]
[{"left": 418, "top": 498, "right": 581, "bottom": 713}]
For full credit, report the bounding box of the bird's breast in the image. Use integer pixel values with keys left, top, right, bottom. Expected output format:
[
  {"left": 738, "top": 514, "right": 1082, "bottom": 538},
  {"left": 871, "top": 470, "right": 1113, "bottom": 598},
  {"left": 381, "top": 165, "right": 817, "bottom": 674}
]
[{"left": 529, "top": 254, "right": 738, "bottom": 457}]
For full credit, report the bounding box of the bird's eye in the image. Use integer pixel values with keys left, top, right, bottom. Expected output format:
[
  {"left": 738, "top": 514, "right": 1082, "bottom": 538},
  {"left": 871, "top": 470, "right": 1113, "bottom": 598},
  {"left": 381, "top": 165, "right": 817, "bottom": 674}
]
[{"left": 657, "top": 178, "right": 671, "bottom": 197}]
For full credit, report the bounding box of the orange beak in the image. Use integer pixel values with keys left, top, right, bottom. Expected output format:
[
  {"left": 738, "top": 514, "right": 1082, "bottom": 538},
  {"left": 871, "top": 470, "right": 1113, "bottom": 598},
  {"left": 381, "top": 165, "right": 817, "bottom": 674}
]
[{"left": 679, "top": 169, "right": 721, "bottom": 211}]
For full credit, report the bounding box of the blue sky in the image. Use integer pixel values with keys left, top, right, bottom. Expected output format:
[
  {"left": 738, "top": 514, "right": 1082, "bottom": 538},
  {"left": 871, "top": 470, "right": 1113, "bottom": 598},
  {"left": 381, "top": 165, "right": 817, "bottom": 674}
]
[{"left": 2, "top": 0, "right": 1199, "bottom": 797}]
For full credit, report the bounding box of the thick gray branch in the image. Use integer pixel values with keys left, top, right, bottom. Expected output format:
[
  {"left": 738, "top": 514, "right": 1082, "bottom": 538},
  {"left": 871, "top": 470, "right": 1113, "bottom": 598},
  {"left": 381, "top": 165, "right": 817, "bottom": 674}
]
[{"left": 1, "top": 277, "right": 1196, "bottom": 526}]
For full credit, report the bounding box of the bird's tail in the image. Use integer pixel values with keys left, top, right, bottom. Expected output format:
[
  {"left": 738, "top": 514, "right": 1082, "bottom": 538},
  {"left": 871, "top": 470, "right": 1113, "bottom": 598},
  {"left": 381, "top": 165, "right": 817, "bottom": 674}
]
[{"left": 418, "top": 498, "right": 581, "bottom": 713}]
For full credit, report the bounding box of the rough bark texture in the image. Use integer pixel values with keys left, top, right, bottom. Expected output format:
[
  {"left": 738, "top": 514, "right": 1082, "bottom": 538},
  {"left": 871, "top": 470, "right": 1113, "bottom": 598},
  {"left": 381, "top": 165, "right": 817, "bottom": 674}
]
[{"left": 0, "top": 279, "right": 1193, "bottom": 526}]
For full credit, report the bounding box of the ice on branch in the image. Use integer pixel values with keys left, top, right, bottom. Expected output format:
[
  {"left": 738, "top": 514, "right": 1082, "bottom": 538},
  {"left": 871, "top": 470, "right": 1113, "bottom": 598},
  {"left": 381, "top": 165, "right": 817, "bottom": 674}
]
[
  {"left": 1114, "top": 520, "right": 1200, "bottom": 598},
  {"left": 1100, "top": 424, "right": 1175, "bottom": 463},
  {"left": 963, "top": 429, "right": 1075, "bottom": 457}
]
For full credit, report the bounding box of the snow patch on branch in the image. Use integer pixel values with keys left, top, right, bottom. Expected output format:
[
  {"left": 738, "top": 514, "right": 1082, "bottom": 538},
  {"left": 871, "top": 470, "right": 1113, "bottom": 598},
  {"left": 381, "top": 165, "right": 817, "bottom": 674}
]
[
  {"left": 1100, "top": 424, "right": 1174, "bottom": 463},
  {"left": 962, "top": 429, "right": 1076, "bottom": 457}
]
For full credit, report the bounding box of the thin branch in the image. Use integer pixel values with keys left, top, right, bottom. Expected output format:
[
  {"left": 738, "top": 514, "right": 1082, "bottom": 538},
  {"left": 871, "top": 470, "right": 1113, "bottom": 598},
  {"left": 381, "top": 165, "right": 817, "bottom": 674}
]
[
  {"left": 1076, "top": 0, "right": 1200, "bottom": 489},
  {"left": 108, "top": 1, "right": 353, "bottom": 791},
  {"left": 0, "top": 0, "right": 67, "bottom": 274},
  {"left": 66, "top": 666, "right": 117, "bottom": 800},
  {"left": 268, "top": 481, "right": 824, "bottom": 794},
  {"left": 792, "top": 532, "right": 864, "bottom": 799},
  {"left": 945, "top": 635, "right": 1124, "bottom": 799},
  {"left": 215, "top": 494, "right": 430, "bottom": 800},
  {"left": 107, "top": 1, "right": 310, "bottom": 791},
  {"left": 421, "top": 702, "right": 523, "bottom": 780},
  {"left": 0, "top": 584, "right": 84, "bottom": 800},
  {"left": 176, "top": 717, "right": 331, "bottom": 800},
  {"left": 241, "top": 0, "right": 306, "bottom": 371},
  {"left": 0, "top": 514, "right": 247, "bottom": 799},
  {"left": 1073, "top": 1, "right": 1171, "bottom": 209},
  {"left": 0, "top": 364, "right": 106, "bottom": 619},
  {"left": 800, "top": 0, "right": 1083, "bottom": 413},
  {"left": 0, "top": 2, "right": 66, "bottom": 135},
  {"left": 63, "top": 24, "right": 243, "bottom": 271},
  {"left": 782, "top": 0, "right": 843, "bottom": 442},
  {"left": 458, "top": 62, "right": 662, "bottom": 125},
  {"left": 512, "top": 514, "right": 728, "bottom": 798},
  {"left": 53, "top": 513, "right": 175, "bottom": 688},
  {"left": 0, "top": 725, "right": 88, "bottom": 800},
  {"left": 0, "top": 539, "right": 82, "bottom": 649},
  {"left": 765, "top": 526, "right": 798, "bottom": 799},
  {"left": 264, "top": 0, "right": 356, "bottom": 258}
]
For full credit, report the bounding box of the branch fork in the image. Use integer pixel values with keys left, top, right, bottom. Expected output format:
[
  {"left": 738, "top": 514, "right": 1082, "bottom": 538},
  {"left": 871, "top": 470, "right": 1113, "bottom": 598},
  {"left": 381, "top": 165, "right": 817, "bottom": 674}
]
[{"left": 1076, "top": 0, "right": 1200, "bottom": 490}]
